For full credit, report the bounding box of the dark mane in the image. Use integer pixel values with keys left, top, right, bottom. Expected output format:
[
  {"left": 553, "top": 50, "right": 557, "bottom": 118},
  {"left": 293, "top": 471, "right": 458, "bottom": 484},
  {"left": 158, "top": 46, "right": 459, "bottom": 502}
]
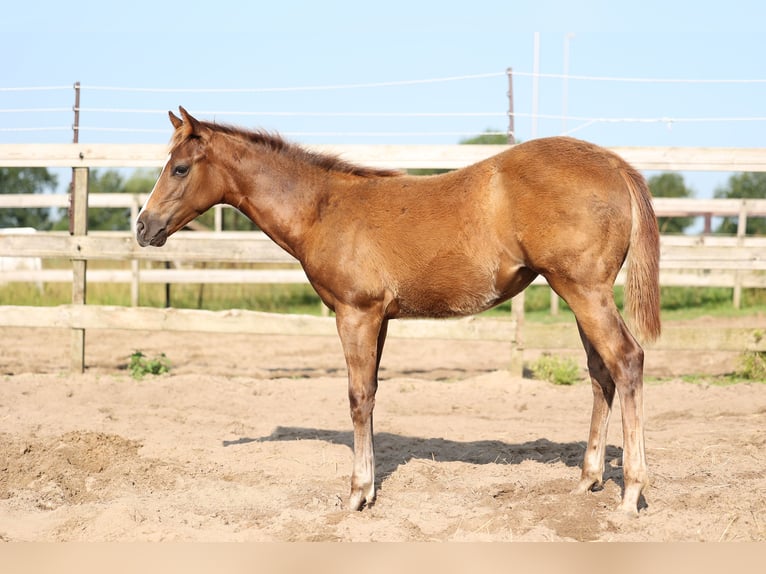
[{"left": 190, "top": 121, "right": 402, "bottom": 178}]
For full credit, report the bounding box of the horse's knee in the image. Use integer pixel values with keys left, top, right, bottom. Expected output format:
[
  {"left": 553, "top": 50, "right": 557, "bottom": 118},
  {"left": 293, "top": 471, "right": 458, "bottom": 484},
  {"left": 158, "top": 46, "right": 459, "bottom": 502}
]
[
  {"left": 349, "top": 392, "right": 375, "bottom": 425},
  {"left": 617, "top": 341, "right": 644, "bottom": 392},
  {"left": 627, "top": 341, "right": 644, "bottom": 371},
  {"left": 600, "top": 334, "right": 644, "bottom": 392}
]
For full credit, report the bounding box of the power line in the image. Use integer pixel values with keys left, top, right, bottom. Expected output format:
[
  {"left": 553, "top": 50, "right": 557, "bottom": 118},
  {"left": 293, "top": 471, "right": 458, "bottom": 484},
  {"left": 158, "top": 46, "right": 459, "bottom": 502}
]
[
  {"left": 4, "top": 71, "right": 766, "bottom": 142},
  {"left": 76, "top": 108, "right": 507, "bottom": 118},
  {"left": 0, "top": 86, "right": 72, "bottom": 92},
  {"left": 0, "top": 126, "right": 70, "bottom": 132},
  {"left": 512, "top": 71, "right": 766, "bottom": 84},
  {"left": 76, "top": 127, "right": 509, "bottom": 137},
  {"left": 79, "top": 72, "right": 506, "bottom": 94},
  {"left": 75, "top": 72, "right": 766, "bottom": 94},
  {"left": 0, "top": 108, "right": 70, "bottom": 114},
  {"left": 513, "top": 112, "right": 766, "bottom": 123},
  {"left": 7, "top": 106, "right": 766, "bottom": 123}
]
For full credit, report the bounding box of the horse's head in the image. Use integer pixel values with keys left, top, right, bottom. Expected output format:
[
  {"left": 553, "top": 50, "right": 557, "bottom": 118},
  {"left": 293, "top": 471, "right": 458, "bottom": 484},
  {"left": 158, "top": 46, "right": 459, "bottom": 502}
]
[{"left": 136, "top": 107, "right": 222, "bottom": 247}]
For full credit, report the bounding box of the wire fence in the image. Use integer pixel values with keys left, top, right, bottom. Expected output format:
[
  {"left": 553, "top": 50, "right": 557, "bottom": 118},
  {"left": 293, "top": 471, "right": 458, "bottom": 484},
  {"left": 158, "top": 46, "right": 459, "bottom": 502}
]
[{"left": 2, "top": 70, "right": 766, "bottom": 144}]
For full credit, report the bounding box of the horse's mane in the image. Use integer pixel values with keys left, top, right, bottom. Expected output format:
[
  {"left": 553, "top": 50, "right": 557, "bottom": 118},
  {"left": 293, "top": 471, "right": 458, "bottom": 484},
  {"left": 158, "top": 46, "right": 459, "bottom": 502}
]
[{"left": 174, "top": 121, "right": 401, "bottom": 179}]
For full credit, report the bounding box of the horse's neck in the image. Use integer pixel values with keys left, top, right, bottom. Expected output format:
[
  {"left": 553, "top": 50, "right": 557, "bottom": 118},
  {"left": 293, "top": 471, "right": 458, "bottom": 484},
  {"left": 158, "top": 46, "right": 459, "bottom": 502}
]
[{"left": 222, "top": 151, "right": 329, "bottom": 260}]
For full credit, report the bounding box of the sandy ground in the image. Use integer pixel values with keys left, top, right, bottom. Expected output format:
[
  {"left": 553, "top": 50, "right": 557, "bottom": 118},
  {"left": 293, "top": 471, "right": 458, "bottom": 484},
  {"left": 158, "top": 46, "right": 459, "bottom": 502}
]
[{"left": 0, "top": 322, "right": 764, "bottom": 542}]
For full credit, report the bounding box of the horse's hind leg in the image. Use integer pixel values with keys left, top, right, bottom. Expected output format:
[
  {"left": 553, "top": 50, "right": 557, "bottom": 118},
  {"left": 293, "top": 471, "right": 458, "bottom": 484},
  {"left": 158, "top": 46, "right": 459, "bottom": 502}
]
[
  {"left": 573, "top": 321, "right": 616, "bottom": 495},
  {"left": 553, "top": 284, "right": 648, "bottom": 515}
]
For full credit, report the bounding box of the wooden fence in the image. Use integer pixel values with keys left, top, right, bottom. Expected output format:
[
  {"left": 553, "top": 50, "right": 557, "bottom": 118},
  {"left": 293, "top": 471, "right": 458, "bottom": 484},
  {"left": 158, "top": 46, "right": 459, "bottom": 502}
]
[{"left": 1, "top": 143, "right": 765, "bottom": 373}]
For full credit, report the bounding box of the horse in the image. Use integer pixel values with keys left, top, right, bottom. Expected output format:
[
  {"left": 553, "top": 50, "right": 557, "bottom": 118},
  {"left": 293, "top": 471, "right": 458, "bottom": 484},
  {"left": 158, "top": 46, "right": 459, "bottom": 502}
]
[{"left": 136, "top": 107, "right": 661, "bottom": 515}]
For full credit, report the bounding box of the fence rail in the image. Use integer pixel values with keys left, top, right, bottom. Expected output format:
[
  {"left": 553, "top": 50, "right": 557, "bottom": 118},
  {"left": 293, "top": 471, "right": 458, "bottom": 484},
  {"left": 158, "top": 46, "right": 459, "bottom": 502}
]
[
  {"left": 4, "top": 143, "right": 766, "bottom": 171},
  {"left": 1, "top": 231, "right": 765, "bottom": 285},
  {"left": 2, "top": 143, "right": 765, "bottom": 373}
]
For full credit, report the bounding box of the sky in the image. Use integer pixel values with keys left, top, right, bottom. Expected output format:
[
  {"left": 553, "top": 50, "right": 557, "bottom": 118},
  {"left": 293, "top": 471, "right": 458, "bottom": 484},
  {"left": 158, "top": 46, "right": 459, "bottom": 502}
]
[{"left": 2, "top": 0, "right": 766, "bottom": 200}]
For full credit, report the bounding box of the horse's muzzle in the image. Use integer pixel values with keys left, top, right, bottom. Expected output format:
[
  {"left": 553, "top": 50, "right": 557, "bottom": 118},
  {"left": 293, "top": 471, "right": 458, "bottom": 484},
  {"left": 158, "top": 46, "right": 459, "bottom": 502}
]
[{"left": 135, "top": 215, "right": 168, "bottom": 247}]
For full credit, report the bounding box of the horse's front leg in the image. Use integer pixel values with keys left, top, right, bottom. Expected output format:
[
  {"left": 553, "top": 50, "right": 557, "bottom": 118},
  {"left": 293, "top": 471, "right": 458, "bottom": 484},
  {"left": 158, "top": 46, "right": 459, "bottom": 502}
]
[{"left": 335, "top": 304, "right": 388, "bottom": 510}]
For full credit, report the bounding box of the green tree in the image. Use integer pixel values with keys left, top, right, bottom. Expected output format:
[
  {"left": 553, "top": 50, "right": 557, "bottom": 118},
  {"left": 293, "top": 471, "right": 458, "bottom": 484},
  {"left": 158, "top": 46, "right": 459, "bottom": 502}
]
[
  {"left": 647, "top": 172, "right": 694, "bottom": 234},
  {"left": 714, "top": 172, "right": 766, "bottom": 235},
  {"left": 124, "top": 168, "right": 159, "bottom": 196},
  {"left": 87, "top": 169, "right": 129, "bottom": 231},
  {"left": 0, "top": 167, "right": 59, "bottom": 229},
  {"left": 72, "top": 169, "right": 160, "bottom": 231},
  {"left": 459, "top": 131, "right": 509, "bottom": 145},
  {"left": 408, "top": 130, "right": 509, "bottom": 176}
]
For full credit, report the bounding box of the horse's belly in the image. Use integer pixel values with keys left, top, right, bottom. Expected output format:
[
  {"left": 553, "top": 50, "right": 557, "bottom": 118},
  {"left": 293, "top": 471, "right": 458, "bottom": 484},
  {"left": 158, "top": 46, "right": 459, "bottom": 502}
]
[
  {"left": 392, "top": 255, "right": 533, "bottom": 319},
  {"left": 394, "top": 267, "right": 501, "bottom": 318}
]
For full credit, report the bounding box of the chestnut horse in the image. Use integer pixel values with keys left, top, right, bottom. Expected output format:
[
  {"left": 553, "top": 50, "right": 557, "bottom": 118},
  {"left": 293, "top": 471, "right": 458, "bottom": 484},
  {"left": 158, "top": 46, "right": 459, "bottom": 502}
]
[{"left": 136, "top": 108, "right": 660, "bottom": 515}]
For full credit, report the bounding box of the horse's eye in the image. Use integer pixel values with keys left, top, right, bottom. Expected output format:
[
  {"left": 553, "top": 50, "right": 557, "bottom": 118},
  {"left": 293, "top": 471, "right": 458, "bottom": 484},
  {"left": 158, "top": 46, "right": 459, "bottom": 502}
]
[{"left": 172, "top": 165, "right": 189, "bottom": 177}]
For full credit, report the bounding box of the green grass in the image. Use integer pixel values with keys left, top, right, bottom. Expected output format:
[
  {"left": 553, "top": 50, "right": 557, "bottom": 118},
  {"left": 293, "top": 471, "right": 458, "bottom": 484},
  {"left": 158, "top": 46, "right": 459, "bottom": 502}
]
[
  {"left": 644, "top": 350, "right": 766, "bottom": 386},
  {"left": 0, "top": 260, "right": 325, "bottom": 314},
  {"left": 482, "top": 285, "right": 766, "bottom": 322},
  {"left": 3, "top": 263, "right": 765, "bottom": 384},
  {"left": 1, "top": 263, "right": 764, "bottom": 321}
]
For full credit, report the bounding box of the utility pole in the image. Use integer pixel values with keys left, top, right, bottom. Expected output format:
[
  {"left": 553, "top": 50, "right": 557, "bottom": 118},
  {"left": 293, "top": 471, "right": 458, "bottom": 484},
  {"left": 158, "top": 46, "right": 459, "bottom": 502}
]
[
  {"left": 506, "top": 68, "right": 515, "bottom": 144},
  {"left": 531, "top": 32, "right": 540, "bottom": 139},
  {"left": 508, "top": 67, "right": 524, "bottom": 375},
  {"left": 72, "top": 81, "right": 80, "bottom": 144},
  {"left": 68, "top": 81, "right": 81, "bottom": 235},
  {"left": 562, "top": 33, "right": 575, "bottom": 135},
  {"left": 551, "top": 34, "right": 575, "bottom": 315},
  {"left": 69, "top": 81, "right": 88, "bottom": 372}
]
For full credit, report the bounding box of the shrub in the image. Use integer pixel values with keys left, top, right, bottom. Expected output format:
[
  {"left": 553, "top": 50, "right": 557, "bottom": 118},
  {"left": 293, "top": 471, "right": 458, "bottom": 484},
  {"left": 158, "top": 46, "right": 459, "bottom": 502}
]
[
  {"left": 736, "top": 351, "right": 766, "bottom": 381},
  {"left": 129, "top": 350, "right": 171, "bottom": 380},
  {"left": 529, "top": 354, "right": 581, "bottom": 386}
]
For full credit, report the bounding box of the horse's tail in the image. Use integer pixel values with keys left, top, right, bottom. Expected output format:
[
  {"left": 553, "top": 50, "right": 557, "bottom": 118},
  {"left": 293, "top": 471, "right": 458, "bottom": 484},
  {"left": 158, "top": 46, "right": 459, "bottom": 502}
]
[{"left": 622, "top": 166, "right": 662, "bottom": 342}]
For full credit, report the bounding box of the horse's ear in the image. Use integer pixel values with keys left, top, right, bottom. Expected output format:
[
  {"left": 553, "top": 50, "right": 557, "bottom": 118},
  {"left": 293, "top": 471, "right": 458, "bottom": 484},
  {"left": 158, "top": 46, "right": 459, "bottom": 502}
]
[
  {"left": 168, "top": 110, "right": 183, "bottom": 129},
  {"left": 178, "top": 106, "right": 203, "bottom": 137}
]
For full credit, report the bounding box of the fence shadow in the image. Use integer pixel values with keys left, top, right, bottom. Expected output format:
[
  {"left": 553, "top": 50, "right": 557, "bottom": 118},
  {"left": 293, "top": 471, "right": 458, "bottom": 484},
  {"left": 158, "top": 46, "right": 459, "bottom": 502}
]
[{"left": 223, "top": 426, "right": 625, "bottom": 491}]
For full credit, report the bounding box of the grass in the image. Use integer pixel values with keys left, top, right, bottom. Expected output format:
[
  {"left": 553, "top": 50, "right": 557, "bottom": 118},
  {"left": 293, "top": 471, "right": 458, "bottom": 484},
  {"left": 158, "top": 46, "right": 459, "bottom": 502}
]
[
  {"left": 481, "top": 285, "right": 766, "bottom": 323},
  {"left": 1, "top": 261, "right": 765, "bottom": 321},
  {"left": 0, "top": 260, "right": 325, "bottom": 314},
  {"left": 2, "top": 262, "right": 764, "bottom": 384}
]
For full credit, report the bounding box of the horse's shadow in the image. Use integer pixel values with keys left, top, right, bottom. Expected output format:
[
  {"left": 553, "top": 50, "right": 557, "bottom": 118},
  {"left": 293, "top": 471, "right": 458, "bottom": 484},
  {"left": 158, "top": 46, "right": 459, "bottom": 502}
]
[{"left": 223, "top": 427, "right": 626, "bottom": 494}]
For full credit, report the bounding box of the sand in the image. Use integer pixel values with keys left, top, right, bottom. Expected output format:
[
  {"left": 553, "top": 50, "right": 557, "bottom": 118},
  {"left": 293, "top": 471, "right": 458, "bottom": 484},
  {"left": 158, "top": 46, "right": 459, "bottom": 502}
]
[{"left": 1, "top": 324, "right": 764, "bottom": 541}]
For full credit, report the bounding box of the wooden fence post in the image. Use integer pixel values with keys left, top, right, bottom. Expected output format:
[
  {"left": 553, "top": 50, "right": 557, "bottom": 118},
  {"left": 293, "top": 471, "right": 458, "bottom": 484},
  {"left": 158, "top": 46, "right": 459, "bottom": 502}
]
[
  {"left": 70, "top": 167, "right": 88, "bottom": 373},
  {"left": 507, "top": 69, "right": 525, "bottom": 376},
  {"left": 509, "top": 296, "right": 525, "bottom": 377},
  {"left": 733, "top": 200, "right": 748, "bottom": 309},
  {"left": 130, "top": 194, "right": 141, "bottom": 306}
]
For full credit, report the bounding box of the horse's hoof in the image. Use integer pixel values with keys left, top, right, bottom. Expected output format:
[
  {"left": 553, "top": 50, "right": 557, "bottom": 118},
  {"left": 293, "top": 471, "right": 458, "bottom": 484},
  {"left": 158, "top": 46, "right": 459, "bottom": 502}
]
[
  {"left": 571, "top": 477, "right": 601, "bottom": 495},
  {"left": 614, "top": 502, "right": 640, "bottom": 518},
  {"left": 348, "top": 487, "right": 374, "bottom": 511},
  {"left": 348, "top": 491, "right": 365, "bottom": 511}
]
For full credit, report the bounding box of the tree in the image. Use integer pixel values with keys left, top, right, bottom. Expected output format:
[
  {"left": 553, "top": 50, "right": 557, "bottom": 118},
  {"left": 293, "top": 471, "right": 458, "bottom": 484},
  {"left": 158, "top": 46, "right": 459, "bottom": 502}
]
[
  {"left": 647, "top": 172, "right": 694, "bottom": 234},
  {"left": 87, "top": 169, "right": 129, "bottom": 231},
  {"left": 459, "top": 131, "right": 509, "bottom": 145},
  {"left": 408, "top": 130, "right": 509, "bottom": 176},
  {"left": 124, "top": 168, "right": 159, "bottom": 196},
  {"left": 77, "top": 169, "right": 158, "bottom": 231},
  {"left": 0, "top": 167, "right": 59, "bottom": 229},
  {"left": 714, "top": 172, "right": 766, "bottom": 235}
]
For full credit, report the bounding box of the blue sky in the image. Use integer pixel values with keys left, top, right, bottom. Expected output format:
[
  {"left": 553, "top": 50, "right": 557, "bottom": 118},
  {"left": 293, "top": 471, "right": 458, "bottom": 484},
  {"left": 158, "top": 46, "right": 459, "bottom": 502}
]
[{"left": 2, "top": 0, "right": 766, "bottom": 199}]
